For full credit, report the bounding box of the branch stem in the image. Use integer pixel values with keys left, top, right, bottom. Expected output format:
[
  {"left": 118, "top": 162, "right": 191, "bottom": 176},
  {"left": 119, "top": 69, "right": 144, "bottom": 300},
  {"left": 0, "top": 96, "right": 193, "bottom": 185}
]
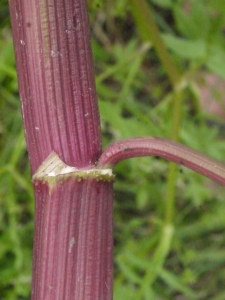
[
  {"left": 98, "top": 137, "right": 225, "bottom": 186},
  {"left": 129, "top": 0, "right": 181, "bottom": 88}
]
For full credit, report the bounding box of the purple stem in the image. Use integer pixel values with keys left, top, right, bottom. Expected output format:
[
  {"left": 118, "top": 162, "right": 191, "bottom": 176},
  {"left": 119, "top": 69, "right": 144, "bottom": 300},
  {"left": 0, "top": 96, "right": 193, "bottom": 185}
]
[
  {"left": 32, "top": 177, "right": 113, "bottom": 300},
  {"left": 98, "top": 137, "right": 225, "bottom": 186},
  {"left": 9, "top": 0, "right": 101, "bottom": 173}
]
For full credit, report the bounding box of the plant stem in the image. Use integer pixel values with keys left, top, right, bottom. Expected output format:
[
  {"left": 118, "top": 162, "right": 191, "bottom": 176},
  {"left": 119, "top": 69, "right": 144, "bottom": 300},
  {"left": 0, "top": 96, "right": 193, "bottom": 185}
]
[
  {"left": 129, "top": 0, "right": 180, "bottom": 88},
  {"left": 129, "top": 0, "right": 184, "bottom": 255},
  {"left": 164, "top": 90, "right": 183, "bottom": 224},
  {"left": 32, "top": 153, "right": 114, "bottom": 299},
  {"left": 9, "top": 0, "right": 114, "bottom": 299},
  {"left": 98, "top": 137, "right": 225, "bottom": 186},
  {"left": 9, "top": 0, "right": 101, "bottom": 173}
]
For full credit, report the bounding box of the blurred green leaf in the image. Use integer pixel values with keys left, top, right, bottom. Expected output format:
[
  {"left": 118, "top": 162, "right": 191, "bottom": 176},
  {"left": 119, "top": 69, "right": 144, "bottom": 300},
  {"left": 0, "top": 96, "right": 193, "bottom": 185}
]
[
  {"left": 163, "top": 34, "right": 207, "bottom": 60},
  {"left": 173, "top": 1, "right": 210, "bottom": 40},
  {"left": 206, "top": 45, "right": 225, "bottom": 78}
]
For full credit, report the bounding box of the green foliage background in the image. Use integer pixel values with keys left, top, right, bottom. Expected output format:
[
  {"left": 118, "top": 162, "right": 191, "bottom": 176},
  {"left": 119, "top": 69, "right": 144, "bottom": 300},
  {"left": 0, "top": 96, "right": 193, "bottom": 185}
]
[{"left": 1, "top": 0, "right": 225, "bottom": 299}]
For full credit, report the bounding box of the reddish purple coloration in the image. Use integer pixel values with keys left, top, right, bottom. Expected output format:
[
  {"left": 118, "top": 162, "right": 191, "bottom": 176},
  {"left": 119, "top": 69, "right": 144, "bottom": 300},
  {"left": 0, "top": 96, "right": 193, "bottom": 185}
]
[
  {"left": 32, "top": 178, "right": 113, "bottom": 300},
  {"left": 9, "top": 1, "right": 113, "bottom": 299},
  {"left": 9, "top": 0, "right": 101, "bottom": 173},
  {"left": 98, "top": 137, "right": 225, "bottom": 186}
]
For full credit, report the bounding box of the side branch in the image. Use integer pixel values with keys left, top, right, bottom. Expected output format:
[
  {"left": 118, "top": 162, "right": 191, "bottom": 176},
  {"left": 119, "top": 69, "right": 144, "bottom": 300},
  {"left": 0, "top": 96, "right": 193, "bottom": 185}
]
[{"left": 98, "top": 137, "right": 225, "bottom": 186}]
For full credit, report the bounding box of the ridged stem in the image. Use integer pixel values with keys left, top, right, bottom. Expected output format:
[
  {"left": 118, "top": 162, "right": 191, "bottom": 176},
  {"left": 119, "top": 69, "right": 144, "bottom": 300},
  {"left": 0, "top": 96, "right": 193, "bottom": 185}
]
[
  {"left": 9, "top": 1, "right": 113, "bottom": 299},
  {"left": 98, "top": 137, "right": 225, "bottom": 186},
  {"left": 9, "top": 0, "right": 101, "bottom": 173},
  {"left": 32, "top": 177, "right": 113, "bottom": 300}
]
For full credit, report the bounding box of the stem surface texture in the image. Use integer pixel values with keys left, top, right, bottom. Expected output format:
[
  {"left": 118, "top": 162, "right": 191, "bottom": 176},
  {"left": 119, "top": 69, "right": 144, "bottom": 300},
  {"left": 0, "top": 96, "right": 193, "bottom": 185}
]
[
  {"left": 9, "top": 1, "right": 114, "bottom": 299},
  {"left": 9, "top": 0, "right": 101, "bottom": 173},
  {"left": 32, "top": 177, "right": 113, "bottom": 300}
]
